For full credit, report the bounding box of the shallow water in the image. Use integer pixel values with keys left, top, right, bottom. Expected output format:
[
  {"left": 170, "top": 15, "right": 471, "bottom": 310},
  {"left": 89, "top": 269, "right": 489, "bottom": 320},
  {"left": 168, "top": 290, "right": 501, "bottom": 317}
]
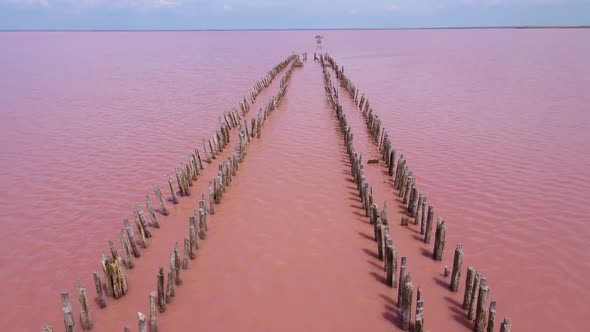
[{"left": 0, "top": 29, "right": 589, "bottom": 331}]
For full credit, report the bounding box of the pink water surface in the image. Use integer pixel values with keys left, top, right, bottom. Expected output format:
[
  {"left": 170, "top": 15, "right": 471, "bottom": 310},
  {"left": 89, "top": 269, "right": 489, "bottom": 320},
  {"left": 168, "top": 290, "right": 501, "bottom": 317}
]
[{"left": 1, "top": 29, "right": 589, "bottom": 331}]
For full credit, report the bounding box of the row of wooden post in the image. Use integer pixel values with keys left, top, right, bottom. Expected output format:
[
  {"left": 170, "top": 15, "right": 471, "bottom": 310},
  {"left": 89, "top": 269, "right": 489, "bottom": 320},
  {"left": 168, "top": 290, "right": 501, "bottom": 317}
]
[
  {"left": 48, "top": 54, "right": 300, "bottom": 332},
  {"left": 324, "top": 53, "right": 512, "bottom": 332}
]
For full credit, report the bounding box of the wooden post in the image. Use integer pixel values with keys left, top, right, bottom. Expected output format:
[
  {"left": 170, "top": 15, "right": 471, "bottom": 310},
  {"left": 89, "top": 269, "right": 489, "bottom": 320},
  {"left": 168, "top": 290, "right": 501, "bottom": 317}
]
[
  {"left": 138, "top": 312, "right": 147, "bottom": 332},
  {"left": 415, "top": 299, "right": 424, "bottom": 332},
  {"left": 120, "top": 229, "right": 134, "bottom": 269},
  {"left": 420, "top": 197, "right": 427, "bottom": 234},
  {"left": 415, "top": 193, "right": 423, "bottom": 225},
  {"left": 450, "top": 244, "right": 463, "bottom": 291},
  {"left": 385, "top": 241, "right": 394, "bottom": 286},
  {"left": 92, "top": 272, "right": 106, "bottom": 309},
  {"left": 135, "top": 205, "right": 152, "bottom": 238},
  {"left": 134, "top": 216, "right": 147, "bottom": 249},
  {"left": 157, "top": 267, "right": 166, "bottom": 313},
  {"left": 123, "top": 219, "right": 141, "bottom": 258},
  {"left": 166, "top": 255, "right": 175, "bottom": 302},
  {"left": 174, "top": 243, "right": 182, "bottom": 285},
  {"left": 400, "top": 274, "right": 413, "bottom": 330},
  {"left": 474, "top": 284, "right": 490, "bottom": 332},
  {"left": 397, "top": 256, "right": 407, "bottom": 307},
  {"left": 463, "top": 266, "right": 475, "bottom": 309},
  {"left": 41, "top": 325, "right": 53, "bottom": 331},
  {"left": 189, "top": 224, "right": 197, "bottom": 259},
  {"left": 487, "top": 301, "right": 496, "bottom": 332},
  {"left": 150, "top": 291, "right": 158, "bottom": 332},
  {"left": 153, "top": 186, "right": 169, "bottom": 216},
  {"left": 381, "top": 201, "right": 388, "bottom": 225},
  {"left": 183, "top": 236, "right": 190, "bottom": 269},
  {"left": 199, "top": 208, "right": 207, "bottom": 239},
  {"left": 124, "top": 327, "right": 130, "bottom": 332},
  {"left": 444, "top": 266, "right": 450, "bottom": 277},
  {"left": 209, "top": 182, "right": 215, "bottom": 215},
  {"left": 77, "top": 280, "right": 93, "bottom": 330},
  {"left": 424, "top": 206, "right": 434, "bottom": 244},
  {"left": 433, "top": 218, "right": 446, "bottom": 261},
  {"left": 61, "top": 292, "right": 75, "bottom": 332},
  {"left": 168, "top": 176, "right": 178, "bottom": 204},
  {"left": 145, "top": 195, "right": 160, "bottom": 228},
  {"left": 499, "top": 318, "right": 511, "bottom": 332},
  {"left": 468, "top": 272, "right": 482, "bottom": 320}
]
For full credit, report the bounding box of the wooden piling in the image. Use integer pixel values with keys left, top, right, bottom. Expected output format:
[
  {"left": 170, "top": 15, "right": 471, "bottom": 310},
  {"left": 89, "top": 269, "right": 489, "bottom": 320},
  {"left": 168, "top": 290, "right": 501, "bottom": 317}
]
[
  {"left": 433, "top": 218, "right": 446, "bottom": 261},
  {"left": 135, "top": 205, "right": 152, "bottom": 238},
  {"left": 420, "top": 197, "right": 427, "bottom": 234},
  {"left": 120, "top": 229, "right": 134, "bottom": 269},
  {"left": 138, "top": 312, "right": 147, "bottom": 332},
  {"left": 487, "top": 301, "right": 496, "bottom": 332},
  {"left": 199, "top": 208, "right": 207, "bottom": 240},
  {"left": 463, "top": 266, "right": 475, "bottom": 310},
  {"left": 150, "top": 291, "right": 158, "bottom": 332},
  {"left": 474, "top": 284, "right": 490, "bottom": 332},
  {"left": 134, "top": 215, "right": 147, "bottom": 249},
  {"left": 77, "top": 280, "right": 93, "bottom": 330},
  {"left": 61, "top": 292, "right": 75, "bottom": 332},
  {"left": 157, "top": 267, "right": 166, "bottom": 313},
  {"left": 123, "top": 219, "right": 141, "bottom": 258},
  {"left": 153, "top": 186, "right": 169, "bottom": 216},
  {"left": 397, "top": 256, "right": 407, "bottom": 307},
  {"left": 468, "top": 272, "right": 482, "bottom": 320},
  {"left": 189, "top": 223, "right": 197, "bottom": 259},
  {"left": 415, "top": 193, "right": 423, "bottom": 225},
  {"left": 166, "top": 255, "right": 175, "bottom": 302},
  {"left": 499, "top": 318, "right": 511, "bottom": 332},
  {"left": 424, "top": 206, "right": 434, "bottom": 244},
  {"left": 444, "top": 266, "right": 450, "bottom": 277},
  {"left": 400, "top": 273, "right": 413, "bottom": 330},
  {"left": 183, "top": 236, "right": 190, "bottom": 270},
  {"left": 168, "top": 176, "right": 178, "bottom": 204},
  {"left": 450, "top": 244, "right": 463, "bottom": 291},
  {"left": 415, "top": 299, "right": 424, "bottom": 332},
  {"left": 145, "top": 195, "right": 160, "bottom": 228},
  {"left": 92, "top": 272, "right": 106, "bottom": 308},
  {"left": 174, "top": 243, "right": 182, "bottom": 285}
]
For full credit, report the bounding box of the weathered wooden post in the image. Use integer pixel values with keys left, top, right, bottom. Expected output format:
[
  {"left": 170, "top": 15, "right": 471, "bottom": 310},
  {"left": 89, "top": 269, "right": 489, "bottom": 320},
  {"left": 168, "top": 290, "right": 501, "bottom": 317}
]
[
  {"left": 174, "top": 243, "right": 182, "bottom": 285},
  {"left": 166, "top": 255, "right": 175, "bottom": 302},
  {"left": 77, "top": 280, "right": 93, "bottom": 330},
  {"left": 420, "top": 197, "right": 427, "bottom": 234},
  {"left": 120, "top": 229, "right": 134, "bottom": 269},
  {"left": 138, "top": 312, "right": 147, "bottom": 332},
  {"left": 145, "top": 195, "right": 160, "bottom": 228},
  {"left": 123, "top": 219, "right": 141, "bottom": 258},
  {"left": 153, "top": 186, "right": 169, "bottom": 216},
  {"left": 397, "top": 257, "right": 407, "bottom": 307},
  {"left": 61, "top": 292, "right": 75, "bottom": 332},
  {"left": 463, "top": 266, "right": 475, "bottom": 310},
  {"left": 183, "top": 236, "right": 190, "bottom": 269},
  {"left": 92, "top": 272, "right": 106, "bottom": 309},
  {"left": 189, "top": 223, "right": 197, "bottom": 259},
  {"left": 415, "top": 193, "right": 423, "bottom": 224},
  {"left": 444, "top": 266, "right": 450, "bottom": 277},
  {"left": 487, "top": 301, "right": 496, "bottom": 332},
  {"left": 415, "top": 299, "right": 424, "bottom": 332},
  {"left": 157, "top": 267, "right": 166, "bottom": 313},
  {"left": 424, "top": 206, "right": 434, "bottom": 244},
  {"left": 168, "top": 176, "right": 178, "bottom": 204},
  {"left": 468, "top": 272, "right": 482, "bottom": 320},
  {"left": 499, "top": 318, "right": 511, "bottom": 332},
  {"left": 450, "top": 244, "right": 463, "bottom": 291},
  {"left": 385, "top": 240, "right": 394, "bottom": 286},
  {"left": 400, "top": 274, "right": 413, "bottom": 330},
  {"left": 433, "top": 218, "right": 446, "bottom": 261},
  {"left": 150, "top": 291, "right": 158, "bottom": 332},
  {"left": 209, "top": 182, "right": 215, "bottom": 215},
  {"left": 474, "top": 284, "right": 490, "bottom": 331}
]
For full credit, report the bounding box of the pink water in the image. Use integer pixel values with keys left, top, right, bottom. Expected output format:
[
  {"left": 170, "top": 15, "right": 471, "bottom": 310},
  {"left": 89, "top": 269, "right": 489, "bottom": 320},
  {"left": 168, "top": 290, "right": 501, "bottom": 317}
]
[{"left": 0, "top": 29, "right": 589, "bottom": 331}]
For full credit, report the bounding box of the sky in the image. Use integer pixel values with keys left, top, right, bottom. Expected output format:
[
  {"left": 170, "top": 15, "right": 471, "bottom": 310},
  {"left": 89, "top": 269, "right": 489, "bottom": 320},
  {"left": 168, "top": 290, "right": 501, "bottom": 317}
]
[{"left": 0, "top": 0, "right": 589, "bottom": 30}]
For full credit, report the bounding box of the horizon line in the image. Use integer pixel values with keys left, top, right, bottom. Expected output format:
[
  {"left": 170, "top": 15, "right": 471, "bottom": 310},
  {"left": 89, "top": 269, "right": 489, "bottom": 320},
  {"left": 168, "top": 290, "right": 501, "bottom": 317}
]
[{"left": 1, "top": 25, "right": 589, "bottom": 32}]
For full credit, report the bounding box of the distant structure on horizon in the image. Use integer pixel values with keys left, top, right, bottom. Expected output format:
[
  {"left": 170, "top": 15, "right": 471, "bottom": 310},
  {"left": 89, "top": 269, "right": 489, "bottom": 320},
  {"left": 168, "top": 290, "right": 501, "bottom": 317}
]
[{"left": 315, "top": 35, "right": 324, "bottom": 52}]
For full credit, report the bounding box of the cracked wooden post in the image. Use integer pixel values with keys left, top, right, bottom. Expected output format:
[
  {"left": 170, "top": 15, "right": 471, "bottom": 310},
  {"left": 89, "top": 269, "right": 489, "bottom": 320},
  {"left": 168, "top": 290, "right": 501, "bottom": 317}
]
[
  {"left": 381, "top": 201, "right": 388, "bottom": 225},
  {"left": 174, "top": 243, "right": 182, "bottom": 285},
  {"left": 134, "top": 215, "right": 147, "bottom": 249},
  {"left": 385, "top": 240, "right": 394, "bottom": 286},
  {"left": 135, "top": 205, "right": 152, "bottom": 238},
  {"left": 183, "top": 236, "right": 190, "bottom": 269},
  {"left": 123, "top": 219, "right": 140, "bottom": 258},
  {"left": 415, "top": 299, "right": 424, "bottom": 332},
  {"left": 166, "top": 254, "right": 175, "bottom": 302},
  {"left": 499, "top": 318, "right": 511, "bottom": 332},
  {"left": 433, "top": 218, "right": 446, "bottom": 261},
  {"left": 400, "top": 273, "right": 413, "bottom": 331},
  {"left": 150, "top": 291, "right": 158, "bottom": 332},
  {"left": 153, "top": 186, "right": 169, "bottom": 216},
  {"left": 450, "top": 244, "right": 463, "bottom": 291},
  {"left": 189, "top": 223, "right": 197, "bottom": 259},
  {"left": 157, "top": 267, "right": 166, "bottom": 313},
  {"left": 77, "top": 280, "right": 93, "bottom": 330},
  {"left": 468, "top": 272, "right": 482, "bottom": 320},
  {"left": 120, "top": 229, "right": 134, "bottom": 269},
  {"left": 463, "top": 266, "right": 475, "bottom": 310},
  {"left": 388, "top": 150, "right": 396, "bottom": 176},
  {"left": 397, "top": 256, "right": 407, "bottom": 307},
  {"left": 209, "top": 182, "right": 215, "bottom": 215},
  {"left": 474, "top": 283, "right": 490, "bottom": 332},
  {"left": 420, "top": 196, "right": 427, "bottom": 234},
  {"left": 168, "top": 176, "right": 178, "bottom": 204},
  {"left": 92, "top": 272, "right": 106, "bottom": 309},
  {"left": 145, "top": 195, "right": 160, "bottom": 228},
  {"left": 199, "top": 208, "right": 207, "bottom": 240},
  {"left": 424, "top": 206, "right": 434, "bottom": 244},
  {"left": 61, "top": 292, "right": 74, "bottom": 332},
  {"left": 415, "top": 193, "right": 423, "bottom": 225},
  {"left": 138, "top": 312, "right": 147, "bottom": 332},
  {"left": 487, "top": 301, "right": 497, "bottom": 332}
]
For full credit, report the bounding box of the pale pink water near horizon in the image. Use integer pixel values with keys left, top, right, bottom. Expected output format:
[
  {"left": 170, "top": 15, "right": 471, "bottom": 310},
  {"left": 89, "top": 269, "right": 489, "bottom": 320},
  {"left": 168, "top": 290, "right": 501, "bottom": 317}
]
[{"left": 1, "top": 29, "right": 589, "bottom": 331}]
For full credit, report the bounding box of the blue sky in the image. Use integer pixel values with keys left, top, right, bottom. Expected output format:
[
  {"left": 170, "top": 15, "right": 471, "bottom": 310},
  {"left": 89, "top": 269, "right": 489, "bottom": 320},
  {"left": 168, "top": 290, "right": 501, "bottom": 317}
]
[{"left": 0, "top": 0, "right": 588, "bottom": 30}]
